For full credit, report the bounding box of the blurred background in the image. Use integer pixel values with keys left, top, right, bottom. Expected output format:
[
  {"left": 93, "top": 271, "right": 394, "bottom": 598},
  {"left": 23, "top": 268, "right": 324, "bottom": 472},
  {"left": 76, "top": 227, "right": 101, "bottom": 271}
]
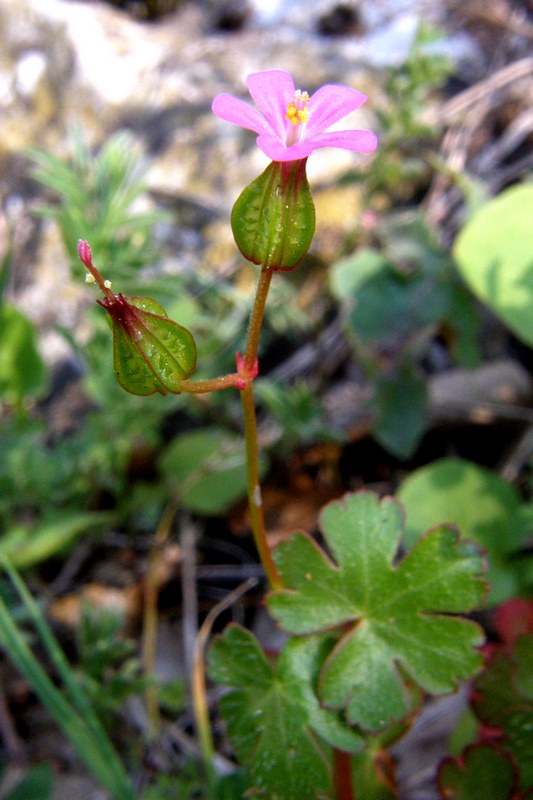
[{"left": 0, "top": 0, "right": 532, "bottom": 798}]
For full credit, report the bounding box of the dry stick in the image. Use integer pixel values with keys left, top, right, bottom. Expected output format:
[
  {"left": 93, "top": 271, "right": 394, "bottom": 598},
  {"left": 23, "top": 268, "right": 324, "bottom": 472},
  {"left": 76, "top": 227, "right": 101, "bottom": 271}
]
[
  {"left": 181, "top": 518, "right": 199, "bottom": 680},
  {"left": 142, "top": 499, "right": 177, "bottom": 735},
  {"left": 439, "top": 57, "right": 533, "bottom": 123},
  {"left": 192, "top": 578, "right": 258, "bottom": 786}
]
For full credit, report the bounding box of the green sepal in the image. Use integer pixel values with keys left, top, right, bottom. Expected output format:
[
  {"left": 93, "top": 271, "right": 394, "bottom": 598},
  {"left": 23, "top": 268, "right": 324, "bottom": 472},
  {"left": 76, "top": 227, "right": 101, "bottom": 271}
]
[
  {"left": 231, "top": 159, "right": 315, "bottom": 271},
  {"left": 106, "top": 295, "right": 197, "bottom": 396}
]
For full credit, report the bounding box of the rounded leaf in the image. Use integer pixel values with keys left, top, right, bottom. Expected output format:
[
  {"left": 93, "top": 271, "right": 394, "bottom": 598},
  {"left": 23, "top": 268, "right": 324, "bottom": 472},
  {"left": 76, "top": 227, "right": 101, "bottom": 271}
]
[{"left": 454, "top": 184, "right": 533, "bottom": 346}]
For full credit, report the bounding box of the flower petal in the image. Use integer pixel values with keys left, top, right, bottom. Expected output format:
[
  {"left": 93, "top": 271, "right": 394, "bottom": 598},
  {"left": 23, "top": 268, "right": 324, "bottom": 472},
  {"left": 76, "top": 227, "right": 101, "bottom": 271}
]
[
  {"left": 246, "top": 70, "right": 295, "bottom": 139},
  {"left": 306, "top": 85, "right": 368, "bottom": 138},
  {"left": 306, "top": 129, "right": 378, "bottom": 153},
  {"left": 212, "top": 93, "right": 271, "bottom": 135},
  {"left": 256, "top": 133, "right": 314, "bottom": 162}
]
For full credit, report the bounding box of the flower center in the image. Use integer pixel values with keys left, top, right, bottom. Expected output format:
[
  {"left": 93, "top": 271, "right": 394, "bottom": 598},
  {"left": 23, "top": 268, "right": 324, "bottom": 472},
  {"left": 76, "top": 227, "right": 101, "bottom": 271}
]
[
  {"left": 285, "top": 90, "right": 310, "bottom": 126},
  {"left": 285, "top": 90, "right": 310, "bottom": 145}
]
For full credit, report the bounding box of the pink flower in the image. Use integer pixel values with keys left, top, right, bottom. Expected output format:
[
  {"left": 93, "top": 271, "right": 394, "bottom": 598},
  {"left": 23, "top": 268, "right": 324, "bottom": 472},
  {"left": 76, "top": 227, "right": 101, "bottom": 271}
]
[{"left": 212, "top": 69, "right": 377, "bottom": 162}]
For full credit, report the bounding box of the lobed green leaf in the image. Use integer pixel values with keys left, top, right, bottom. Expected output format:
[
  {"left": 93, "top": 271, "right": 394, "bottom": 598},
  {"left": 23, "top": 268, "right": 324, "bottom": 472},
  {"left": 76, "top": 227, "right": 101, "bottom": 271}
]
[
  {"left": 398, "top": 458, "right": 533, "bottom": 604},
  {"left": 208, "top": 624, "right": 333, "bottom": 799},
  {"left": 268, "top": 491, "right": 487, "bottom": 730}
]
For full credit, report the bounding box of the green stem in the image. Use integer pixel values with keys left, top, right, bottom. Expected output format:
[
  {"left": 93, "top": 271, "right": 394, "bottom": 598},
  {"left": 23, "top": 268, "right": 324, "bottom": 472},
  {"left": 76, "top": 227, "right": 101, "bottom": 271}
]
[
  {"left": 241, "top": 384, "right": 281, "bottom": 589},
  {"left": 178, "top": 373, "right": 242, "bottom": 394},
  {"left": 177, "top": 268, "right": 274, "bottom": 397},
  {"left": 240, "top": 268, "right": 282, "bottom": 590},
  {"left": 244, "top": 268, "right": 273, "bottom": 369}
]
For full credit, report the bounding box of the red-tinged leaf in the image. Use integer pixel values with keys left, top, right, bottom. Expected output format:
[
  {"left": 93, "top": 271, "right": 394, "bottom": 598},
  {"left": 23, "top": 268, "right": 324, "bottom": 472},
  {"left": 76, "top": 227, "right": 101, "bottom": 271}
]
[
  {"left": 494, "top": 599, "right": 533, "bottom": 645},
  {"left": 473, "top": 634, "right": 533, "bottom": 789}
]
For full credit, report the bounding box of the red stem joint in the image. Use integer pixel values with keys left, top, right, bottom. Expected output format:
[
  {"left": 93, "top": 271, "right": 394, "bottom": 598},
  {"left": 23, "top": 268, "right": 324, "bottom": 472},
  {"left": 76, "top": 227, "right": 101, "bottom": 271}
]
[{"left": 235, "top": 352, "right": 259, "bottom": 390}]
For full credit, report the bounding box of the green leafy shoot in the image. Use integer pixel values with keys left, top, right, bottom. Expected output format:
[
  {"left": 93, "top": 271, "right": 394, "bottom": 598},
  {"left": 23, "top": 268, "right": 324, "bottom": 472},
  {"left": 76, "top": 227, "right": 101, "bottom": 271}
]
[
  {"left": 76, "top": 605, "right": 146, "bottom": 720},
  {"left": 27, "top": 129, "right": 169, "bottom": 287},
  {"left": 267, "top": 491, "right": 487, "bottom": 731},
  {"left": 255, "top": 379, "right": 341, "bottom": 452},
  {"left": 0, "top": 559, "right": 135, "bottom": 800},
  {"left": 0, "top": 305, "right": 46, "bottom": 407}
]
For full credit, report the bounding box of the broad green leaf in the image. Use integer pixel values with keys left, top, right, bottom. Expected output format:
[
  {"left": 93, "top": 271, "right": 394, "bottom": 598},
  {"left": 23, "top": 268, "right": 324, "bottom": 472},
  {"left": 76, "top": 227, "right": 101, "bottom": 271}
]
[
  {"left": 473, "top": 634, "right": 533, "bottom": 789},
  {"left": 0, "top": 512, "right": 112, "bottom": 568},
  {"left": 438, "top": 745, "right": 517, "bottom": 800},
  {"left": 397, "top": 458, "right": 533, "bottom": 604},
  {"left": 330, "top": 247, "right": 448, "bottom": 348},
  {"left": 231, "top": 159, "right": 315, "bottom": 271},
  {"left": 159, "top": 427, "right": 267, "bottom": 515},
  {"left": 454, "top": 183, "right": 533, "bottom": 346},
  {"left": 371, "top": 364, "right": 427, "bottom": 459},
  {"left": 208, "top": 624, "right": 332, "bottom": 800},
  {"left": 109, "top": 296, "right": 196, "bottom": 396},
  {"left": 267, "top": 491, "right": 486, "bottom": 730},
  {"left": 0, "top": 304, "right": 46, "bottom": 401},
  {"left": 213, "top": 771, "right": 252, "bottom": 800},
  {"left": 5, "top": 764, "right": 53, "bottom": 800}
]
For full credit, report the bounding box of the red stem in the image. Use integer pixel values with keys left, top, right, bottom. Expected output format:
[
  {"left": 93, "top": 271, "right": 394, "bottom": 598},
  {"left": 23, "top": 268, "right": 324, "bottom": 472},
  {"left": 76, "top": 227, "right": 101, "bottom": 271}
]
[{"left": 333, "top": 749, "right": 354, "bottom": 800}]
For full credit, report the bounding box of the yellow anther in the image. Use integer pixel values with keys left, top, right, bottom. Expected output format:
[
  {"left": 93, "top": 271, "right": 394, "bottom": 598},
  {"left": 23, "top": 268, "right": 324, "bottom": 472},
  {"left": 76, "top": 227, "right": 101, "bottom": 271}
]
[
  {"left": 285, "top": 90, "right": 310, "bottom": 127},
  {"left": 85, "top": 272, "right": 96, "bottom": 284}
]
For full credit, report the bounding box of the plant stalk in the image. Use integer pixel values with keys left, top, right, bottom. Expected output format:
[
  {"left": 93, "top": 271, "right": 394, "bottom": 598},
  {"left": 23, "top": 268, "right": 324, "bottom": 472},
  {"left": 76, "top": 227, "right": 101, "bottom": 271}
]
[
  {"left": 240, "top": 268, "right": 282, "bottom": 590},
  {"left": 334, "top": 749, "right": 355, "bottom": 800},
  {"left": 192, "top": 578, "right": 258, "bottom": 787},
  {"left": 178, "top": 373, "right": 243, "bottom": 394},
  {"left": 142, "top": 500, "right": 177, "bottom": 735}
]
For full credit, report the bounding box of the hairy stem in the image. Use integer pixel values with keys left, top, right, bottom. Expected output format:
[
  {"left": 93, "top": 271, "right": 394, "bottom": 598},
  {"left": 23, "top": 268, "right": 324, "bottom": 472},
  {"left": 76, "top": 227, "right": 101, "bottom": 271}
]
[
  {"left": 241, "top": 383, "right": 282, "bottom": 589},
  {"left": 240, "top": 268, "right": 282, "bottom": 589},
  {"left": 178, "top": 373, "right": 243, "bottom": 394},
  {"left": 244, "top": 268, "right": 273, "bottom": 369}
]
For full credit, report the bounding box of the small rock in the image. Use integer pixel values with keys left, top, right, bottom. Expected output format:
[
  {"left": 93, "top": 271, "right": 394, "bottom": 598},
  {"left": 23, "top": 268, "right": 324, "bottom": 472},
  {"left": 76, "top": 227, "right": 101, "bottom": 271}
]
[{"left": 317, "top": 2, "right": 363, "bottom": 36}]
